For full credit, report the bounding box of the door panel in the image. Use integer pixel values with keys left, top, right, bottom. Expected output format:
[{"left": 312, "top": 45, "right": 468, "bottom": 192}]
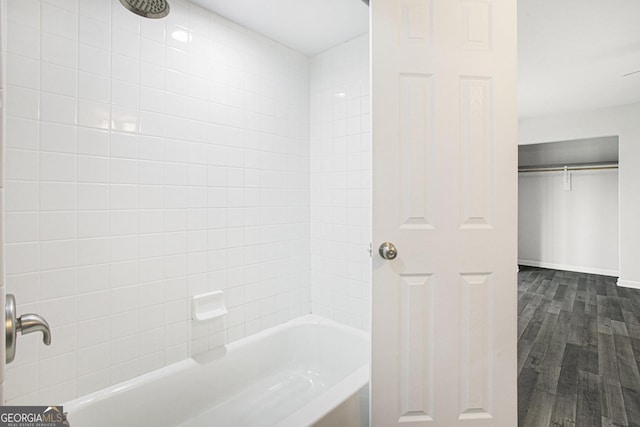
[{"left": 370, "top": 0, "right": 518, "bottom": 425}]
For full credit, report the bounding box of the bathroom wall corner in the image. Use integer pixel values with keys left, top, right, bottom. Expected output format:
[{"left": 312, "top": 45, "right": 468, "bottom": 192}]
[{"left": 309, "top": 34, "right": 372, "bottom": 331}]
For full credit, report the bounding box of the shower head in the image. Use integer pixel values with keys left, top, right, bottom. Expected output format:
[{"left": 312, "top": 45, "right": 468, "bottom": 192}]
[{"left": 119, "top": 0, "right": 170, "bottom": 19}]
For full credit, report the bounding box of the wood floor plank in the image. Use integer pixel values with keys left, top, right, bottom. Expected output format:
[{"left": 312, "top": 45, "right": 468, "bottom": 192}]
[
  {"left": 536, "top": 318, "right": 569, "bottom": 394},
  {"left": 586, "top": 302, "right": 598, "bottom": 317},
  {"left": 622, "top": 309, "right": 640, "bottom": 329},
  {"left": 599, "top": 332, "right": 621, "bottom": 386},
  {"left": 548, "top": 299, "right": 563, "bottom": 316},
  {"left": 585, "top": 277, "right": 598, "bottom": 309},
  {"left": 596, "top": 276, "right": 608, "bottom": 296},
  {"left": 546, "top": 276, "right": 562, "bottom": 300},
  {"left": 622, "top": 387, "right": 640, "bottom": 425},
  {"left": 521, "top": 293, "right": 543, "bottom": 322},
  {"left": 576, "top": 370, "right": 602, "bottom": 427},
  {"left": 619, "top": 290, "right": 637, "bottom": 313},
  {"left": 631, "top": 337, "right": 640, "bottom": 377},
  {"left": 552, "top": 310, "right": 572, "bottom": 343},
  {"left": 613, "top": 333, "right": 640, "bottom": 391},
  {"left": 518, "top": 366, "right": 540, "bottom": 425},
  {"left": 567, "top": 300, "right": 586, "bottom": 345},
  {"left": 585, "top": 313, "right": 599, "bottom": 351},
  {"left": 555, "top": 283, "right": 568, "bottom": 302},
  {"left": 519, "top": 292, "right": 533, "bottom": 315},
  {"left": 609, "top": 296, "right": 626, "bottom": 323},
  {"left": 612, "top": 320, "right": 630, "bottom": 337},
  {"left": 564, "top": 277, "right": 579, "bottom": 313},
  {"left": 518, "top": 315, "right": 533, "bottom": 340},
  {"left": 557, "top": 343, "right": 580, "bottom": 396},
  {"left": 518, "top": 338, "right": 534, "bottom": 375},
  {"left": 578, "top": 348, "right": 599, "bottom": 375},
  {"left": 550, "top": 395, "right": 577, "bottom": 427},
  {"left": 598, "top": 295, "right": 613, "bottom": 335},
  {"left": 525, "top": 312, "right": 558, "bottom": 372},
  {"left": 522, "top": 388, "right": 555, "bottom": 427},
  {"left": 601, "top": 380, "right": 628, "bottom": 426},
  {"left": 536, "top": 365, "right": 562, "bottom": 396}
]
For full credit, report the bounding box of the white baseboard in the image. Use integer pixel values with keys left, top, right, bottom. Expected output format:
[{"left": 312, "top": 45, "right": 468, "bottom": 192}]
[
  {"left": 617, "top": 279, "right": 640, "bottom": 289},
  {"left": 518, "top": 259, "right": 619, "bottom": 278}
]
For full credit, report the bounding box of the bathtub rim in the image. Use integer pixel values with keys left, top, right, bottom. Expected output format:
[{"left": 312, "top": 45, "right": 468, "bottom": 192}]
[{"left": 63, "top": 314, "right": 370, "bottom": 422}]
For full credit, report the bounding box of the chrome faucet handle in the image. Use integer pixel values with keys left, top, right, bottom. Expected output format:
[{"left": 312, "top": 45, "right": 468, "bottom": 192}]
[{"left": 5, "top": 294, "right": 52, "bottom": 364}]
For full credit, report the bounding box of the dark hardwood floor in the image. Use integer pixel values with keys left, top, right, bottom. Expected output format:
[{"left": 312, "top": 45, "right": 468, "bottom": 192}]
[{"left": 518, "top": 266, "right": 640, "bottom": 427}]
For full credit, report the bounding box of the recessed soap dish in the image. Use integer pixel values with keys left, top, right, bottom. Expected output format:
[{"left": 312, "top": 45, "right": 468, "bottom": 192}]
[{"left": 192, "top": 290, "right": 227, "bottom": 321}]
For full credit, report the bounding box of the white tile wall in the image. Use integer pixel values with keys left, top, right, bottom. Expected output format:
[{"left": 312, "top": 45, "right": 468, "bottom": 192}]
[
  {"left": 1, "top": 0, "right": 6, "bottom": 404},
  {"left": 310, "top": 35, "right": 371, "bottom": 331},
  {"left": 3, "top": 0, "right": 311, "bottom": 404}
]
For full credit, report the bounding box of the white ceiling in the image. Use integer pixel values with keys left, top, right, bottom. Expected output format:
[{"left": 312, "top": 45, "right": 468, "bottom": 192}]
[
  {"left": 189, "top": 0, "right": 369, "bottom": 56},
  {"left": 189, "top": 0, "right": 640, "bottom": 119},
  {"left": 518, "top": 0, "right": 640, "bottom": 118}
]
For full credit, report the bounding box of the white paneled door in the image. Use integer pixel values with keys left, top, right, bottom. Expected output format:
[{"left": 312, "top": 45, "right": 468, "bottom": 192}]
[{"left": 370, "top": 0, "right": 518, "bottom": 425}]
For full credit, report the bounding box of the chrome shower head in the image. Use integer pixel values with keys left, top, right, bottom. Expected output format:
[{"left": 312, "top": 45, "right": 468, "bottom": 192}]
[{"left": 119, "top": 0, "right": 170, "bottom": 19}]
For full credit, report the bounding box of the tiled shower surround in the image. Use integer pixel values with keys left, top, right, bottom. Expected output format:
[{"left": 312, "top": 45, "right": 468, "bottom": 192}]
[{"left": 3, "top": 0, "right": 370, "bottom": 404}]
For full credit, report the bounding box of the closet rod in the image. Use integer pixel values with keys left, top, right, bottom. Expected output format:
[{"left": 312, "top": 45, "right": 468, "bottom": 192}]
[{"left": 518, "top": 164, "right": 618, "bottom": 173}]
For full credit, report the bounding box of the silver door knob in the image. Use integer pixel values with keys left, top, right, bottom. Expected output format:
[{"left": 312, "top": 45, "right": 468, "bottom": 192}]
[{"left": 379, "top": 242, "right": 398, "bottom": 260}]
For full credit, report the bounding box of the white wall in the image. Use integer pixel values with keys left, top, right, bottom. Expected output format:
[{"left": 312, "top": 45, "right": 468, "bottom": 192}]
[
  {"left": 518, "top": 169, "right": 619, "bottom": 276},
  {"left": 0, "top": 0, "right": 6, "bottom": 404},
  {"left": 520, "top": 102, "right": 640, "bottom": 287},
  {"left": 2, "top": 0, "right": 311, "bottom": 404},
  {"left": 309, "top": 35, "right": 371, "bottom": 331}
]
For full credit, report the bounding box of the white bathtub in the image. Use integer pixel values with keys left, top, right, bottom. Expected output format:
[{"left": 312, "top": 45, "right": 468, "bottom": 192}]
[{"left": 63, "top": 315, "right": 370, "bottom": 427}]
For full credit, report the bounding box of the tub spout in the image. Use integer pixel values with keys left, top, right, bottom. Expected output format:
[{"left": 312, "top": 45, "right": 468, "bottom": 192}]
[{"left": 18, "top": 313, "right": 51, "bottom": 345}]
